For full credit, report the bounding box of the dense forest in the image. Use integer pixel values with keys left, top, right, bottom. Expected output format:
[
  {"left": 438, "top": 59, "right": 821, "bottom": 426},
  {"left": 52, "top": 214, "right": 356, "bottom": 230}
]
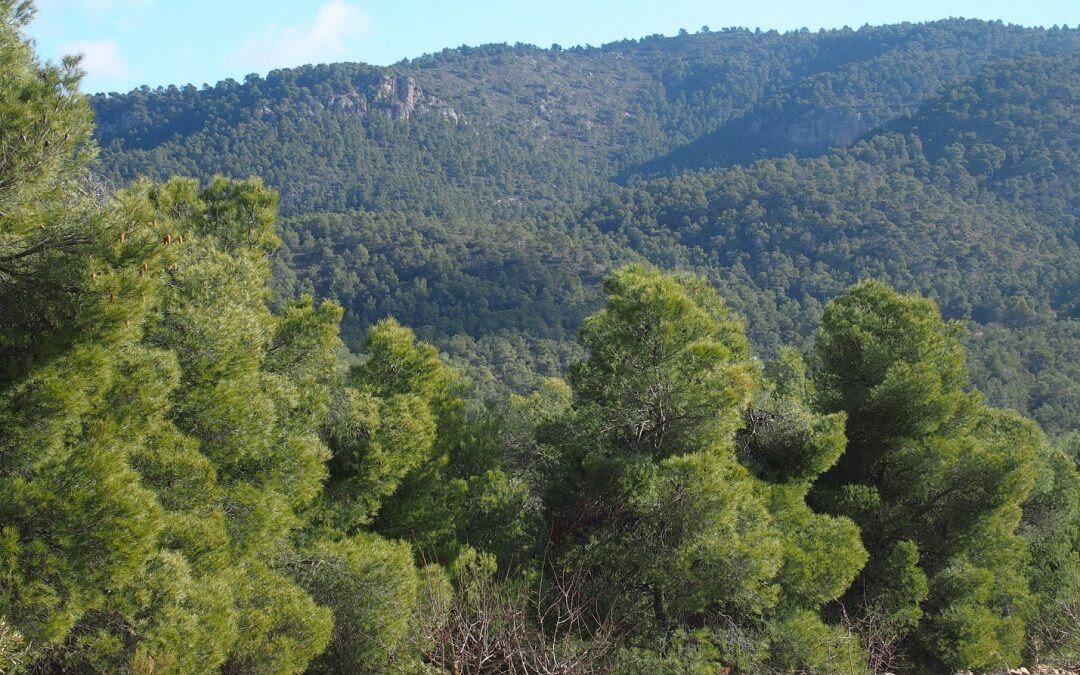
[
  {"left": 87, "top": 19, "right": 1079, "bottom": 435},
  {"left": 2, "top": 1, "right": 1078, "bottom": 672}
]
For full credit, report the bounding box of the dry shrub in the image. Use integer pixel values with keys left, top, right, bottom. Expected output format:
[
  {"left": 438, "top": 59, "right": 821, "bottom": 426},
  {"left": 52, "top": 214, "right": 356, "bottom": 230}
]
[{"left": 418, "top": 560, "right": 622, "bottom": 674}]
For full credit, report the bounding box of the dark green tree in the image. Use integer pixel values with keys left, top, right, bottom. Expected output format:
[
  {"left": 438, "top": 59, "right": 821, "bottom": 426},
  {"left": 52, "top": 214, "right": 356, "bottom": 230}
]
[
  {"left": 1019, "top": 427, "right": 1080, "bottom": 667},
  {"left": 546, "top": 265, "right": 867, "bottom": 671},
  {"left": 811, "top": 280, "right": 1040, "bottom": 671}
]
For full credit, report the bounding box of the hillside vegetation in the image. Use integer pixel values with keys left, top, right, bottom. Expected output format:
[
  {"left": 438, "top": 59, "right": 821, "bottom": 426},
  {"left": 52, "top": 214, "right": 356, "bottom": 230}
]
[
  {"left": 3, "top": 5, "right": 1080, "bottom": 672},
  {"left": 88, "top": 20, "right": 1079, "bottom": 434}
]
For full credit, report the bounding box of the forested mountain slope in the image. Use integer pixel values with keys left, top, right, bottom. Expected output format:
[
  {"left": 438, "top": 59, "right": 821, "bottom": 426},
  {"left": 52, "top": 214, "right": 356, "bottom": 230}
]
[
  {"left": 580, "top": 54, "right": 1078, "bottom": 432},
  {"left": 89, "top": 20, "right": 1080, "bottom": 433},
  {"left": 91, "top": 20, "right": 1076, "bottom": 216}
]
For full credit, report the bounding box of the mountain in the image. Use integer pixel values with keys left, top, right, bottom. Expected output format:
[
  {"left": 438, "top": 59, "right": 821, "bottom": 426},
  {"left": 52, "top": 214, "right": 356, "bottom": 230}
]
[
  {"left": 88, "top": 20, "right": 1079, "bottom": 433},
  {"left": 91, "top": 20, "right": 1076, "bottom": 217}
]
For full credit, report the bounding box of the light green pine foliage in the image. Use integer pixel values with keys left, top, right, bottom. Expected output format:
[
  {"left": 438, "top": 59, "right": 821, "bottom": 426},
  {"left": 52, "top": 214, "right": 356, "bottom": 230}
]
[
  {"left": 34, "top": 176, "right": 345, "bottom": 672},
  {"left": 289, "top": 533, "right": 424, "bottom": 673},
  {"left": 546, "top": 265, "right": 869, "bottom": 672},
  {"left": 0, "top": 1, "right": 166, "bottom": 662},
  {"left": 811, "top": 280, "right": 1042, "bottom": 672}
]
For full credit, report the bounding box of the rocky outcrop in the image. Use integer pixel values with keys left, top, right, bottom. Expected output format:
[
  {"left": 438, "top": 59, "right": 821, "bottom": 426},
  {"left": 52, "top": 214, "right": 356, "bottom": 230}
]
[
  {"left": 748, "top": 106, "right": 868, "bottom": 153},
  {"left": 783, "top": 107, "right": 867, "bottom": 150},
  {"left": 327, "top": 75, "right": 460, "bottom": 122},
  {"left": 327, "top": 93, "right": 368, "bottom": 114}
]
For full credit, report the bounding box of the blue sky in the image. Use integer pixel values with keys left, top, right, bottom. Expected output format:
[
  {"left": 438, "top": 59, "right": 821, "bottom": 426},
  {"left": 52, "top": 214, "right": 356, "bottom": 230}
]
[{"left": 27, "top": 0, "right": 1079, "bottom": 94}]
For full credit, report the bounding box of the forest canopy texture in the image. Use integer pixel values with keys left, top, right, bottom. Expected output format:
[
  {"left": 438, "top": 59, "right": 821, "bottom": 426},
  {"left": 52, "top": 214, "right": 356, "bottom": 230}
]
[
  {"left": 88, "top": 18, "right": 1080, "bottom": 436},
  {"left": 1, "top": 1, "right": 1078, "bottom": 673}
]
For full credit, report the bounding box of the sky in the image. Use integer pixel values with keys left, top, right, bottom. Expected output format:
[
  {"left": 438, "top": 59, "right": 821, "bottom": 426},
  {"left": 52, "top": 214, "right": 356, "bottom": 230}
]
[{"left": 26, "top": 0, "right": 1079, "bottom": 94}]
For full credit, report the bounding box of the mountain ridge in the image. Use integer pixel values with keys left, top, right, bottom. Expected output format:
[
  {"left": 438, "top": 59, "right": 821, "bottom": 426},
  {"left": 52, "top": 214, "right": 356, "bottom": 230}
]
[{"left": 88, "top": 19, "right": 1080, "bottom": 433}]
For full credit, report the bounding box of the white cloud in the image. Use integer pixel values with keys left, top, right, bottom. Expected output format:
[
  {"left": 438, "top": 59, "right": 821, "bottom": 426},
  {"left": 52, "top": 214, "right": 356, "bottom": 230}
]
[
  {"left": 58, "top": 39, "right": 129, "bottom": 79},
  {"left": 230, "top": 1, "right": 371, "bottom": 72}
]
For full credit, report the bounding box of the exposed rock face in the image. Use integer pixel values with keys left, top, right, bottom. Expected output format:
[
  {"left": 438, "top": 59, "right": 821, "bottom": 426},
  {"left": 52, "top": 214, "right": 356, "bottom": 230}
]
[
  {"left": 327, "top": 93, "right": 367, "bottom": 114},
  {"left": 749, "top": 106, "right": 868, "bottom": 153},
  {"left": 328, "top": 74, "right": 461, "bottom": 122},
  {"left": 783, "top": 107, "right": 867, "bottom": 150}
]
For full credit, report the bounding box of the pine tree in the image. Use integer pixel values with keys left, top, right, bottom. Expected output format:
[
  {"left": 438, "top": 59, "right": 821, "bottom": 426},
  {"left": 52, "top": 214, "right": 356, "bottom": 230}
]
[
  {"left": 737, "top": 348, "right": 868, "bottom": 672},
  {"left": 811, "top": 280, "right": 1039, "bottom": 671},
  {"left": 29, "top": 177, "right": 346, "bottom": 672},
  {"left": 545, "top": 265, "right": 867, "bottom": 671},
  {"left": 1019, "top": 428, "right": 1080, "bottom": 666},
  {"left": 1, "top": 2, "right": 165, "bottom": 661}
]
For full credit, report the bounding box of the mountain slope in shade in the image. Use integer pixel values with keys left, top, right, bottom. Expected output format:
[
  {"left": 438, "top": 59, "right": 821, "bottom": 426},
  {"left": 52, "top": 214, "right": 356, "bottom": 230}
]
[{"left": 579, "top": 54, "right": 1078, "bottom": 432}]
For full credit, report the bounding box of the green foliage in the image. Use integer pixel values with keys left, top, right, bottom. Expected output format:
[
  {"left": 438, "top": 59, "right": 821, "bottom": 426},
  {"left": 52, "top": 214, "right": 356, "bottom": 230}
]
[
  {"left": 14, "top": 175, "right": 346, "bottom": 673},
  {"left": 0, "top": 40, "right": 354, "bottom": 665},
  {"left": 4, "top": 3, "right": 1079, "bottom": 670},
  {"left": 568, "top": 264, "right": 754, "bottom": 458},
  {"left": 323, "top": 319, "right": 540, "bottom": 572},
  {"left": 546, "top": 266, "right": 868, "bottom": 672},
  {"left": 289, "top": 534, "right": 422, "bottom": 673},
  {"left": 320, "top": 361, "right": 438, "bottom": 531},
  {"left": 87, "top": 21, "right": 1079, "bottom": 433},
  {"left": 1018, "top": 429, "right": 1080, "bottom": 666},
  {"left": 90, "top": 21, "right": 1075, "bottom": 220},
  {"left": 547, "top": 266, "right": 769, "bottom": 625},
  {"left": 274, "top": 209, "right": 616, "bottom": 350},
  {"left": 0, "top": 1, "right": 166, "bottom": 659},
  {"left": 341, "top": 319, "right": 467, "bottom": 561},
  {"left": 811, "top": 281, "right": 1045, "bottom": 671},
  {"left": 584, "top": 113, "right": 1078, "bottom": 433},
  {"left": 0, "top": 0, "right": 93, "bottom": 227},
  {"left": 225, "top": 563, "right": 332, "bottom": 674},
  {"left": 812, "top": 280, "right": 976, "bottom": 458}
]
